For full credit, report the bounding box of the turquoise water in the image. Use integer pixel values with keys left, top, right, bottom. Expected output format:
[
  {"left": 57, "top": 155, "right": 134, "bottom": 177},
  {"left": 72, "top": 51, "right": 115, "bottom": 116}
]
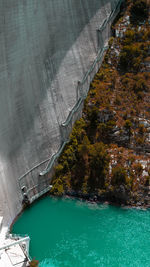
[{"left": 12, "top": 197, "right": 150, "bottom": 267}]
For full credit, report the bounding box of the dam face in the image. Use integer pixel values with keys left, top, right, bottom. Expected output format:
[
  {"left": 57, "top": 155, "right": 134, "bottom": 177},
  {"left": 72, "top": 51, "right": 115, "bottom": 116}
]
[{"left": 0, "top": 0, "right": 119, "bottom": 226}]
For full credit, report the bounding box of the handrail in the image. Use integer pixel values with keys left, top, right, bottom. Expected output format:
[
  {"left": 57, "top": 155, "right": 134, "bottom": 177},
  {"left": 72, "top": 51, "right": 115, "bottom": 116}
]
[
  {"left": 0, "top": 236, "right": 30, "bottom": 251},
  {"left": 39, "top": 0, "right": 123, "bottom": 176},
  {"left": 18, "top": 0, "right": 123, "bottom": 199},
  {"left": 39, "top": 47, "right": 107, "bottom": 177}
]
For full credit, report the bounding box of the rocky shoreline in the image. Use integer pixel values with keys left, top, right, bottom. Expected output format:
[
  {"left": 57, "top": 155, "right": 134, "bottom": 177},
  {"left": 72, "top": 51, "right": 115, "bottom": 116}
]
[{"left": 50, "top": 188, "right": 150, "bottom": 211}]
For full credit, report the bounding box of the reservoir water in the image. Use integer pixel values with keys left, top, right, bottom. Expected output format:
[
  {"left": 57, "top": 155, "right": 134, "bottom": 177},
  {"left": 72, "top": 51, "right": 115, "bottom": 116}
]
[{"left": 12, "top": 197, "right": 150, "bottom": 267}]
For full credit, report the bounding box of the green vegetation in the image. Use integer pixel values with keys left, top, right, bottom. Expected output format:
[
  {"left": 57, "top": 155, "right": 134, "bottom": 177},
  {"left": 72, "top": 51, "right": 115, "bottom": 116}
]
[
  {"left": 29, "top": 259, "right": 39, "bottom": 267},
  {"left": 124, "top": 120, "right": 132, "bottom": 142},
  {"left": 119, "top": 42, "right": 147, "bottom": 72},
  {"left": 50, "top": 1, "right": 150, "bottom": 206},
  {"left": 130, "top": 0, "right": 149, "bottom": 24},
  {"left": 111, "top": 166, "right": 127, "bottom": 186},
  {"left": 51, "top": 119, "right": 110, "bottom": 196}
]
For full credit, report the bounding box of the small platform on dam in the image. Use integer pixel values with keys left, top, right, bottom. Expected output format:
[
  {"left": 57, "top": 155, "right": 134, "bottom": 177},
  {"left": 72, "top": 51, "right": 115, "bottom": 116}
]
[
  {"left": 0, "top": 219, "right": 30, "bottom": 267},
  {"left": 0, "top": 243, "right": 28, "bottom": 267}
]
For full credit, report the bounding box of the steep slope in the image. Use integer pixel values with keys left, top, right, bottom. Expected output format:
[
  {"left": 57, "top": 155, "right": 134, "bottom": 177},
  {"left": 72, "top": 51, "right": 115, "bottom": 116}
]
[
  {"left": 0, "top": 0, "right": 119, "bottom": 226},
  {"left": 50, "top": 0, "right": 150, "bottom": 208}
]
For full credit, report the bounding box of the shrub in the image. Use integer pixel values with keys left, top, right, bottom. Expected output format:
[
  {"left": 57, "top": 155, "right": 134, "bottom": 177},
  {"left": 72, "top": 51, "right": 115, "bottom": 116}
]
[
  {"left": 135, "top": 136, "right": 145, "bottom": 145},
  {"left": 87, "top": 106, "right": 99, "bottom": 128},
  {"left": 51, "top": 178, "right": 64, "bottom": 196},
  {"left": 88, "top": 142, "right": 110, "bottom": 189},
  {"left": 133, "top": 162, "right": 143, "bottom": 176},
  {"left": 111, "top": 166, "right": 127, "bottom": 186},
  {"left": 97, "top": 120, "right": 116, "bottom": 142},
  {"left": 133, "top": 78, "right": 147, "bottom": 93},
  {"left": 145, "top": 176, "right": 150, "bottom": 186},
  {"left": 124, "top": 120, "right": 132, "bottom": 141},
  {"left": 108, "top": 37, "right": 114, "bottom": 47},
  {"left": 130, "top": 0, "right": 149, "bottom": 24},
  {"left": 123, "top": 29, "right": 136, "bottom": 45},
  {"left": 30, "top": 259, "right": 39, "bottom": 267},
  {"left": 138, "top": 124, "right": 146, "bottom": 136},
  {"left": 114, "top": 95, "right": 122, "bottom": 105},
  {"left": 55, "top": 164, "right": 64, "bottom": 176},
  {"left": 78, "top": 135, "right": 90, "bottom": 158},
  {"left": 119, "top": 44, "right": 142, "bottom": 71}
]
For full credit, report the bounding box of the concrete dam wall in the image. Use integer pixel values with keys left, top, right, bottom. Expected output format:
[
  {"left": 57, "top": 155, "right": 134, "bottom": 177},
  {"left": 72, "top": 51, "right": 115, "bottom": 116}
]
[{"left": 0, "top": 0, "right": 121, "bottom": 226}]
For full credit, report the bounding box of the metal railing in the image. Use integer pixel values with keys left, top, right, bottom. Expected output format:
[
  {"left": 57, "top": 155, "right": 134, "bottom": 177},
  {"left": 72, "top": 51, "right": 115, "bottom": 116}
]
[
  {"left": 18, "top": 0, "right": 123, "bottom": 202},
  {"left": 0, "top": 236, "right": 30, "bottom": 262}
]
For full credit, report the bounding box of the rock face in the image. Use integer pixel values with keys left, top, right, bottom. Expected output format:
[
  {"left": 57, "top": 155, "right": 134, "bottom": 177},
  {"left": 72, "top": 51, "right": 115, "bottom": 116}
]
[{"left": 0, "top": 0, "right": 119, "bottom": 226}]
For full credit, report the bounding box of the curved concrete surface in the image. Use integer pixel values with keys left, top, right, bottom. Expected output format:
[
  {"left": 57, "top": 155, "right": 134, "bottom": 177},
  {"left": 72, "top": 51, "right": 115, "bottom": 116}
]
[{"left": 0, "top": 0, "right": 119, "bottom": 226}]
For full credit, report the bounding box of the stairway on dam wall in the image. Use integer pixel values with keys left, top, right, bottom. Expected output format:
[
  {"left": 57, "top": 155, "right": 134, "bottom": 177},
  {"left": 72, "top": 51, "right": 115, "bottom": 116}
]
[{"left": 0, "top": 0, "right": 121, "bottom": 226}]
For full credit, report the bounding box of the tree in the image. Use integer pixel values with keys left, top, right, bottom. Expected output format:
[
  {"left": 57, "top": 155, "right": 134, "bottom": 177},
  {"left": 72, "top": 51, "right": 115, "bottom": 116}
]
[
  {"left": 124, "top": 120, "right": 132, "bottom": 142},
  {"left": 78, "top": 135, "right": 90, "bottom": 160},
  {"left": 97, "top": 120, "right": 116, "bottom": 143},
  {"left": 123, "top": 29, "right": 136, "bottom": 45},
  {"left": 87, "top": 106, "right": 99, "bottom": 128},
  {"left": 133, "top": 162, "right": 143, "bottom": 177},
  {"left": 69, "top": 118, "right": 86, "bottom": 145},
  {"left": 88, "top": 142, "right": 110, "bottom": 190},
  {"left": 51, "top": 178, "right": 64, "bottom": 196},
  {"left": 30, "top": 259, "right": 39, "bottom": 267},
  {"left": 138, "top": 124, "right": 146, "bottom": 136},
  {"left": 130, "top": 0, "right": 149, "bottom": 24},
  {"left": 119, "top": 44, "right": 142, "bottom": 71},
  {"left": 133, "top": 78, "right": 147, "bottom": 94},
  {"left": 111, "top": 166, "right": 127, "bottom": 186}
]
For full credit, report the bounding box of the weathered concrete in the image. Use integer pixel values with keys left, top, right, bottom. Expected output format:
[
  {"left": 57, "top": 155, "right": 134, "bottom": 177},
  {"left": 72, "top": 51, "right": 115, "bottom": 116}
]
[{"left": 0, "top": 0, "right": 119, "bottom": 226}]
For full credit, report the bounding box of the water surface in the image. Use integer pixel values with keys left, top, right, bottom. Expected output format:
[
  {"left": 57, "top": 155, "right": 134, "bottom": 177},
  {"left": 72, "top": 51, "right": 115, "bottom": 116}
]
[{"left": 12, "top": 197, "right": 150, "bottom": 267}]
